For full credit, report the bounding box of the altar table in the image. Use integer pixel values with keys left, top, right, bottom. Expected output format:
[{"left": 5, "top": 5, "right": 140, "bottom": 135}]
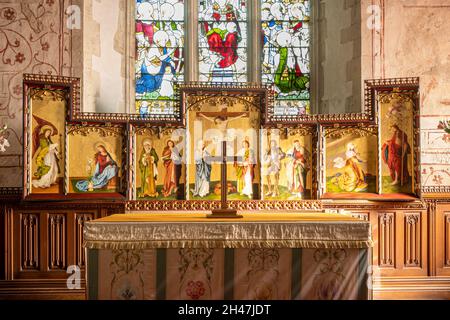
[{"left": 84, "top": 212, "right": 373, "bottom": 300}]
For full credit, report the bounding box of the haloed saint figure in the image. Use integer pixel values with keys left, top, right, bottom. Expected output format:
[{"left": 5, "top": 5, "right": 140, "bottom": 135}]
[
  {"left": 161, "top": 139, "right": 182, "bottom": 197},
  {"left": 32, "top": 124, "right": 60, "bottom": 189},
  {"left": 139, "top": 139, "right": 159, "bottom": 198},
  {"left": 382, "top": 124, "right": 411, "bottom": 187},
  {"left": 76, "top": 144, "right": 118, "bottom": 192},
  {"left": 235, "top": 140, "right": 256, "bottom": 199}
]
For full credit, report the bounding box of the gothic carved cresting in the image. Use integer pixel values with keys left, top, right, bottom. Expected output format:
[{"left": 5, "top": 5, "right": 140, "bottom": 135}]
[
  {"left": 324, "top": 126, "right": 378, "bottom": 139},
  {"left": 67, "top": 125, "right": 123, "bottom": 138}
]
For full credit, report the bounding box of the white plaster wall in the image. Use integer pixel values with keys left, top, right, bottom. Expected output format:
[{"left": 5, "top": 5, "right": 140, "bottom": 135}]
[{"left": 83, "top": 0, "right": 126, "bottom": 113}]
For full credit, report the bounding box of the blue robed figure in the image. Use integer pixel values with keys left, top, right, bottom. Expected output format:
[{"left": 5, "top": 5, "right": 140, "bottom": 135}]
[
  {"left": 192, "top": 141, "right": 212, "bottom": 198},
  {"left": 76, "top": 145, "right": 118, "bottom": 192}
]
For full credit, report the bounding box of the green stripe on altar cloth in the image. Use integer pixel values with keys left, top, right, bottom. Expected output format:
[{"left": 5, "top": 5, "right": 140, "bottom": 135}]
[
  {"left": 87, "top": 249, "right": 99, "bottom": 300},
  {"left": 291, "top": 248, "right": 302, "bottom": 300},
  {"left": 357, "top": 248, "right": 371, "bottom": 300},
  {"left": 224, "top": 249, "right": 234, "bottom": 300},
  {"left": 156, "top": 249, "right": 167, "bottom": 300}
]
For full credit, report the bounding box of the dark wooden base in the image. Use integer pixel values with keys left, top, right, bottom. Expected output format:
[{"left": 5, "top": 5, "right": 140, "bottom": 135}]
[{"left": 207, "top": 209, "right": 243, "bottom": 219}]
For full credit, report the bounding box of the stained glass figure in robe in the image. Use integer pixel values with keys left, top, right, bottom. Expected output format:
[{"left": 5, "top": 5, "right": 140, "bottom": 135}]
[
  {"left": 261, "top": 0, "right": 310, "bottom": 115},
  {"left": 135, "top": 0, "right": 185, "bottom": 115},
  {"left": 198, "top": 0, "right": 248, "bottom": 83}
]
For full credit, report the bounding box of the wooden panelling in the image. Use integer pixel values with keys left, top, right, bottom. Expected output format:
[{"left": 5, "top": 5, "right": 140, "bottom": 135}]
[
  {"left": 435, "top": 203, "right": 450, "bottom": 277},
  {"left": 20, "top": 213, "right": 39, "bottom": 271},
  {"left": 2, "top": 200, "right": 450, "bottom": 299},
  {"left": 48, "top": 214, "right": 66, "bottom": 270},
  {"left": 404, "top": 213, "right": 421, "bottom": 268},
  {"left": 1, "top": 201, "right": 125, "bottom": 289},
  {"left": 378, "top": 212, "right": 395, "bottom": 268},
  {"left": 75, "top": 213, "right": 95, "bottom": 268},
  {"left": 445, "top": 214, "right": 450, "bottom": 267}
]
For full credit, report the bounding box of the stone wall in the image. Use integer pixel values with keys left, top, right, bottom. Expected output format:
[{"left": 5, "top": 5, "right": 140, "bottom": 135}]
[
  {"left": 361, "top": 0, "right": 450, "bottom": 189},
  {"left": 82, "top": 0, "right": 130, "bottom": 114},
  {"left": 317, "top": 0, "right": 362, "bottom": 114}
]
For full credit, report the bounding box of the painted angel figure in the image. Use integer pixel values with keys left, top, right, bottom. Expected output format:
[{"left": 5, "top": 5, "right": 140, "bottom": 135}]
[{"left": 32, "top": 116, "right": 61, "bottom": 189}]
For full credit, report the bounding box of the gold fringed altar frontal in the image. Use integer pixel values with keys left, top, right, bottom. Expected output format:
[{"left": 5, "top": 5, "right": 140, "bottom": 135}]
[{"left": 84, "top": 213, "right": 373, "bottom": 249}]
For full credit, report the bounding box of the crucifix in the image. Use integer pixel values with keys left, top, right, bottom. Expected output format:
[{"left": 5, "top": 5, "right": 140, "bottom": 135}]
[
  {"left": 197, "top": 105, "right": 250, "bottom": 218},
  {"left": 197, "top": 105, "right": 250, "bottom": 144},
  {"left": 205, "top": 140, "right": 243, "bottom": 219}
]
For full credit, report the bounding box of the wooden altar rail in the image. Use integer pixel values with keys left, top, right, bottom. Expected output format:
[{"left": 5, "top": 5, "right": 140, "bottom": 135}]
[{"left": 1, "top": 199, "right": 450, "bottom": 299}]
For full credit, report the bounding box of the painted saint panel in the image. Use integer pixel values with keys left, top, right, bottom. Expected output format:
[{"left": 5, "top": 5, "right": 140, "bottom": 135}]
[
  {"left": 135, "top": 0, "right": 185, "bottom": 115},
  {"left": 324, "top": 127, "right": 378, "bottom": 197},
  {"left": 198, "top": 0, "right": 248, "bottom": 83},
  {"left": 379, "top": 93, "right": 415, "bottom": 195},
  {"left": 261, "top": 0, "right": 310, "bottom": 115},
  {"left": 261, "top": 128, "right": 313, "bottom": 200},
  {"left": 28, "top": 89, "right": 66, "bottom": 195},
  {"left": 186, "top": 95, "right": 260, "bottom": 200},
  {"left": 67, "top": 125, "right": 123, "bottom": 194},
  {"left": 134, "top": 127, "right": 186, "bottom": 200}
]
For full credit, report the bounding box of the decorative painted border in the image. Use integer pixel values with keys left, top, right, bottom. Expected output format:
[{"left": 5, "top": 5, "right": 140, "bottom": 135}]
[{"left": 126, "top": 200, "right": 323, "bottom": 211}]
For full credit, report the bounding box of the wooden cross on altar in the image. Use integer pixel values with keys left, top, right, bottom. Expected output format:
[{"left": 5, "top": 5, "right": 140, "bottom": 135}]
[{"left": 205, "top": 141, "right": 243, "bottom": 219}]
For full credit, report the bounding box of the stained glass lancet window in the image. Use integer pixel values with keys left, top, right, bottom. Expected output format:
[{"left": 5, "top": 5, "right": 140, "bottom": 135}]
[
  {"left": 135, "top": 0, "right": 184, "bottom": 115},
  {"left": 261, "top": 0, "right": 311, "bottom": 115},
  {"left": 198, "top": 0, "right": 248, "bottom": 83}
]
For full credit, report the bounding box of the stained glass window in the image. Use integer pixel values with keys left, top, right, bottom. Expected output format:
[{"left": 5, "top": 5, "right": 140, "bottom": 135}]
[
  {"left": 198, "top": 0, "right": 248, "bottom": 83},
  {"left": 135, "top": 0, "right": 185, "bottom": 115},
  {"left": 261, "top": 0, "right": 311, "bottom": 115}
]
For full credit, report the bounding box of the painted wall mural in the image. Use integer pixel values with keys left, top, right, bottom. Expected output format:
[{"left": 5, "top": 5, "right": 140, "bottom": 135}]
[{"left": 0, "top": 0, "right": 73, "bottom": 189}]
